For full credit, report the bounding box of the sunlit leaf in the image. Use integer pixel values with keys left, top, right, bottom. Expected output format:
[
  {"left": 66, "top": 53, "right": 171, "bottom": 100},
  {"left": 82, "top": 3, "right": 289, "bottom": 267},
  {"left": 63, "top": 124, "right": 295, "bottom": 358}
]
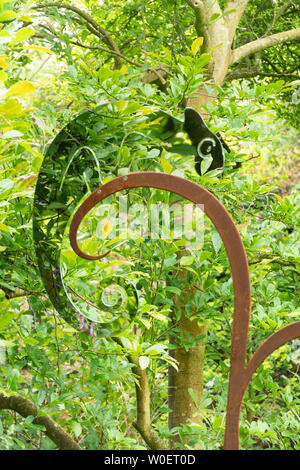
[
  {"left": 9, "top": 26, "right": 35, "bottom": 45},
  {"left": 0, "top": 55, "right": 9, "bottom": 70},
  {"left": 0, "top": 10, "right": 16, "bottom": 22},
  {"left": 24, "top": 45, "right": 55, "bottom": 55},
  {"left": 0, "top": 70, "right": 7, "bottom": 81},
  {"left": 101, "top": 219, "right": 113, "bottom": 238},
  {"left": 139, "top": 356, "right": 150, "bottom": 370},
  {"left": 71, "top": 422, "right": 82, "bottom": 437},
  {"left": 6, "top": 81, "right": 35, "bottom": 98},
  {"left": 0, "top": 99, "right": 24, "bottom": 116},
  {"left": 191, "top": 37, "right": 203, "bottom": 56},
  {"left": 160, "top": 157, "right": 173, "bottom": 173}
]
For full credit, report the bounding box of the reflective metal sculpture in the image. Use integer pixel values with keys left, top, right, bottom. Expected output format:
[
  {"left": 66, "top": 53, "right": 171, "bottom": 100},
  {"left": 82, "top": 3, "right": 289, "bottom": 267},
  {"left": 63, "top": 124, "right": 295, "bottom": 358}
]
[
  {"left": 32, "top": 103, "right": 225, "bottom": 335},
  {"left": 184, "top": 107, "right": 230, "bottom": 174}
]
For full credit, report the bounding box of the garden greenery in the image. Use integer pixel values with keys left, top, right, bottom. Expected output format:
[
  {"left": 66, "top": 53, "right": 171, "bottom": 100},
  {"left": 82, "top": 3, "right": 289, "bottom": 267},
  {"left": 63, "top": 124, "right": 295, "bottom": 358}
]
[{"left": 0, "top": 0, "right": 299, "bottom": 450}]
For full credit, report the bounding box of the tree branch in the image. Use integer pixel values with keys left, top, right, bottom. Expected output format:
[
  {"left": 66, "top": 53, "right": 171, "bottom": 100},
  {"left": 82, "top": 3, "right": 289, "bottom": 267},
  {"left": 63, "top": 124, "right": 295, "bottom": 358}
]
[
  {"left": 248, "top": 253, "right": 300, "bottom": 269},
  {"left": 4, "top": 288, "right": 44, "bottom": 299},
  {"left": 132, "top": 364, "right": 167, "bottom": 450},
  {"left": 33, "top": 2, "right": 122, "bottom": 68},
  {"left": 262, "top": 55, "right": 281, "bottom": 74},
  {"left": 112, "top": 337, "right": 167, "bottom": 450},
  {"left": 185, "top": 0, "right": 222, "bottom": 46},
  {"left": 224, "top": 0, "right": 249, "bottom": 43},
  {"left": 225, "top": 68, "right": 299, "bottom": 81},
  {"left": 264, "top": 0, "right": 295, "bottom": 37},
  {"left": 70, "top": 40, "right": 143, "bottom": 67},
  {"left": 0, "top": 391, "right": 81, "bottom": 450},
  {"left": 231, "top": 28, "right": 300, "bottom": 65},
  {"left": 70, "top": 40, "right": 170, "bottom": 86}
]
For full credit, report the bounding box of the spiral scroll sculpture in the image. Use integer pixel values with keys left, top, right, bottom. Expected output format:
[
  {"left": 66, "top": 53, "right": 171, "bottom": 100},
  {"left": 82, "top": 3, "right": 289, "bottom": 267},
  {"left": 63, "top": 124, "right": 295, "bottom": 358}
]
[
  {"left": 68, "top": 172, "right": 300, "bottom": 450},
  {"left": 32, "top": 102, "right": 299, "bottom": 449},
  {"left": 32, "top": 102, "right": 228, "bottom": 336}
]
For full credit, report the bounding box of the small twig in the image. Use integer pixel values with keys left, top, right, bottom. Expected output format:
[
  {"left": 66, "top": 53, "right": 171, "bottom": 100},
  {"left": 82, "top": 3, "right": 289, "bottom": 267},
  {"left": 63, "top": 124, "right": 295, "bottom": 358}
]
[
  {"left": 70, "top": 40, "right": 143, "bottom": 67},
  {"left": 66, "top": 285, "right": 104, "bottom": 313},
  {"left": 248, "top": 253, "right": 300, "bottom": 269},
  {"left": 226, "top": 68, "right": 300, "bottom": 81},
  {"left": 112, "top": 337, "right": 167, "bottom": 449},
  {"left": 141, "top": 0, "right": 147, "bottom": 63},
  {"left": 28, "top": 55, "right": 51, "bottom": 80},
  {"left": 33, "top": 2, "right": 122, "bottom": 68}
]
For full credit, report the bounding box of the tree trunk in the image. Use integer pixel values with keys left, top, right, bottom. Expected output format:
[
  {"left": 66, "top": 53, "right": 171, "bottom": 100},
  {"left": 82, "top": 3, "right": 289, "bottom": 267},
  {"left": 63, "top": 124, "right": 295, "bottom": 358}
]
[
  {"left": 169, "top": 13, "right": 232, "bottom": 448},
  {"left": 168, "top": 272, "right": 207, "bottom": 448}
]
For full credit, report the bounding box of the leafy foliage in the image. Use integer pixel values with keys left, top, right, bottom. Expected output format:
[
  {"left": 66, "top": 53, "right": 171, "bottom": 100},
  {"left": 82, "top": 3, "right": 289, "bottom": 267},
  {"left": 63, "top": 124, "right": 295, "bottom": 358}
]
[{"left": 0, "top": 0, "right": 299, "bottom": 451}]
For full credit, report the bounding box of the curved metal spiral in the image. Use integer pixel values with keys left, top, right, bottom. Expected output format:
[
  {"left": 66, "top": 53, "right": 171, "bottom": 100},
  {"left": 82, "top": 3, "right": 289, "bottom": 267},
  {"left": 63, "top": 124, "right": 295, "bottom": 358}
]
[
  {"left": 32, "top": 103, "right": 185, "bottom": 336},
  {"left": 69, "top": 171, "right": 300, "bottom": 450},
  {"left": 32, "top": 101, "right": 299, "bottom": 449}
]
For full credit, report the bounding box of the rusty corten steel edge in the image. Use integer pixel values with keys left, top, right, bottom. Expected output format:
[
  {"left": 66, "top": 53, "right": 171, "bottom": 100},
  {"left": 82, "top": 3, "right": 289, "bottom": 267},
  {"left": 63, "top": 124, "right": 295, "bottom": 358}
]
[
  {"left": 69, "top": 172, "right": 299, "bottom": 450},
  {"left": 224, "top": 320, "right": 300, "bottom": 449}
]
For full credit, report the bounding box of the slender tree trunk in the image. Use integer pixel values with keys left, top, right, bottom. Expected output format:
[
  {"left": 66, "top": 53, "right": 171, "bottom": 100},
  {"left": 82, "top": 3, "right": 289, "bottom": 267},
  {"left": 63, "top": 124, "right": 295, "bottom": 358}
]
[
  {"left": 168, "top": 13, "right": 232, "bottom": 447},
  {"left": 168, "top": 273, "right": 207, "bottom": 448}
]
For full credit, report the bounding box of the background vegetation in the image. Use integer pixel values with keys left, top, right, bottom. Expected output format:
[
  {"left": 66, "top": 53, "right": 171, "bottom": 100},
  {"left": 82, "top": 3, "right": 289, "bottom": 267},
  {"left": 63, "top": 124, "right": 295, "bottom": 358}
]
[{"left": 0, "top": 0, "right": 299, "bottom": 450}]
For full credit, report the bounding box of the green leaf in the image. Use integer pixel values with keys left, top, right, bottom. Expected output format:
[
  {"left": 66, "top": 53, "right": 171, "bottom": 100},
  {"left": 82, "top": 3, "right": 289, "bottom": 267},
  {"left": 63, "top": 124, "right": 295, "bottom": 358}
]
[
  {"left": 213, "top": 416, "right": 223, "bottom": 431},
  {"left": 140, "top": 304, "right": 155, "bottom": 314},
  {"left": 0, "top": 222, "right": 16, "bottom": 234},
  {"left": 200, "top": 156, "right": 213, "bottom": 175},
  {"left": 195, "top": 53, "right": 211, "bottom": 69},
  {"left": 211, "top": 232, "right": 222, "bottom": 254},
  {"left": 0, "top": 0, "right": 12, "bottom": 6},
  {"left": 120, "top": 146, "right": 129, "bottom": 160},
  {"left": 209, "top": 13, "right": 220, "bottom": 23},
  {"left": 24, "top": 415, "right": 34, "bottom": 425},
  {"left": 0, "top": 30, "right": 11, "bottom": 44},
  {"left": 191, "top": 37, "right": 203, "bottom": 56},
  {"left": 25, "top": 45, "right": 55, "bottom": 55},
  {"left": 0, "top": 179, "right": 14, "bottom": 194},
  {"left": 180, "top": 255, "right": 194, "bottom": 266},
  {"left": 0, "top": 70, "right": 7, "bottom": 81},
  {"left": 6, "top": 80, "right": 35, "bottom": 98},
  {"left": 0, "top": 340, "right": 6, "bottom": 365},
  {"left": 0, "top": 280, "right": 15, "bottom": 291},
  {"left": 0, "top": 10, "right": 16, "bottom": 22},
  {"left": 139, "top": 317, "right": 151, "bottom": 329},
  {"left": 165, "top": 286, "right": 181, "bottom": 295},
  {"left": 71, "top": 422, "right": 82, "bottom": 438},
  {"left": 145, "top": 343, "right": 167, "bottom": 355},
  {"left": 150, "top": 311, "right": 168, "bottom": 323},
  {"left": 9, "top": 26, "right": 35, "bottom": 45},
  {"left": 7, "top": 367, "right": 20, "bottom": 391},
  {"left": 139, "top": 356, "right": 150, "bottom": 370},
  {"left": 0, "top": 99, "right": 24, "bottom": 117},
  {"left": 188, "top": 387, "right": 198, "bottom": 408},
  {"left": 142, "top": 83, "right": 155, "bottom": 98},
  {"left": 2, "top": 130, "right": 23, "bottom": 139},
  {"left": 160, "top": 157, "right": 173, "bottom": 173},
  {"left": 148, "top": 148, "right": 160, "bottom": 158},
  {"left": 286, "top": 309, "right": 300, "bottom": 317}
]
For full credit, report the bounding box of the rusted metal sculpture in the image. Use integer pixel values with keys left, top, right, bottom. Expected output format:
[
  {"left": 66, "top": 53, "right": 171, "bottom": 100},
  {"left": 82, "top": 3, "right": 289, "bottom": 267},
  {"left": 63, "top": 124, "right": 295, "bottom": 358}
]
[
  {"left": 32, "top": 101, "right": 298, "bottom": 449},
  {"left": 69, "top": 171, "right": 300, "bottom": 450}
]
